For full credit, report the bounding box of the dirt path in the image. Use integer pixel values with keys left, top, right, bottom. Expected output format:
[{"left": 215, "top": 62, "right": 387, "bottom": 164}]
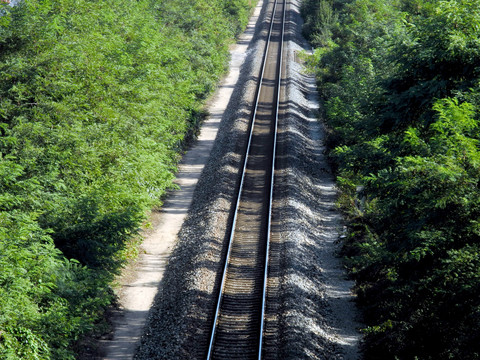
[{"left": 99, "top": 2, "right": 265, "bottom": 359}]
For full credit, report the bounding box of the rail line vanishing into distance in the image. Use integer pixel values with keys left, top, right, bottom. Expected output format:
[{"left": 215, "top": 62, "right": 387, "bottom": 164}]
[{"left": 206, "top": 0, "right": 286, "bottom": 358}]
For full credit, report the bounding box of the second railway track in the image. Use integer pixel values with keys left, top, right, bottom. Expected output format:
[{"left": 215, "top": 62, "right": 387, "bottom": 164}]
[{"left": 206, "top": 0, "right": 286, "bottom": 359}]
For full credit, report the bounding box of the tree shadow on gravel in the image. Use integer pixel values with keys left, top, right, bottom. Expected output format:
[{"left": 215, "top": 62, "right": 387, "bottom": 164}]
[
  {"left": 268, "top": 48, "right": 361, "bottom": 359},
  {"left": 264, "top": 1, "right": 361, "bottom": 357}
]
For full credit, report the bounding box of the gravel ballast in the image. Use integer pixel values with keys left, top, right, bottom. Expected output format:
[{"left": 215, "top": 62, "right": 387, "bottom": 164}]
[{"left": 134, "top": 0, "right": 362, "bottom": 358}]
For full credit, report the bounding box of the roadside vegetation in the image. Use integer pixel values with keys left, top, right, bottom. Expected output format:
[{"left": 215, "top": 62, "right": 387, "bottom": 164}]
[
  {"left": 0, "top": 0, "right": 253, "bottom": 358},
  {"left": 301, "top": 0, "right": 480, "bottom": 358}
]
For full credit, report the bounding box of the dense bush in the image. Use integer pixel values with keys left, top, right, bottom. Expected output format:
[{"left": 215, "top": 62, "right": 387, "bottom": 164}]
[
  {"left": 302, "top": 0, "right": 480, "bottom": 358},
  {"left": 0, "top": 0, "right": 253, "bottom": 357}
]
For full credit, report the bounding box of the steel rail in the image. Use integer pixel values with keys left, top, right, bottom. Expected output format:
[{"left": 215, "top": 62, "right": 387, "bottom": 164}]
[
  {"left": 258, "top": 0, "right": 286, "bottom": 357},
  {"left": 206, "top": 0, "right": 284, "bottom": 358}
]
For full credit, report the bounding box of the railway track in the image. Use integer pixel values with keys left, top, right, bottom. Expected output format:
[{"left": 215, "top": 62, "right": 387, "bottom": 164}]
[{"left": 206, "top": 0, "right": 286, "bottom": 359}]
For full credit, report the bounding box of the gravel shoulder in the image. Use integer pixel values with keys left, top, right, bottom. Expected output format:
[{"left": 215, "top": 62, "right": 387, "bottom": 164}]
[
  {"left": 273, "top": 1, "right": 361, "bottom": 358},
  {"left": 131, "top": 0, "right": 363, "bottom": 358}
]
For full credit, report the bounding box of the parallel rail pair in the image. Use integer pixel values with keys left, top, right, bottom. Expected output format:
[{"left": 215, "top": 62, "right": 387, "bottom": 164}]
[{"left": 206, "top": 0, "right": 286, "bottom": 358}]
